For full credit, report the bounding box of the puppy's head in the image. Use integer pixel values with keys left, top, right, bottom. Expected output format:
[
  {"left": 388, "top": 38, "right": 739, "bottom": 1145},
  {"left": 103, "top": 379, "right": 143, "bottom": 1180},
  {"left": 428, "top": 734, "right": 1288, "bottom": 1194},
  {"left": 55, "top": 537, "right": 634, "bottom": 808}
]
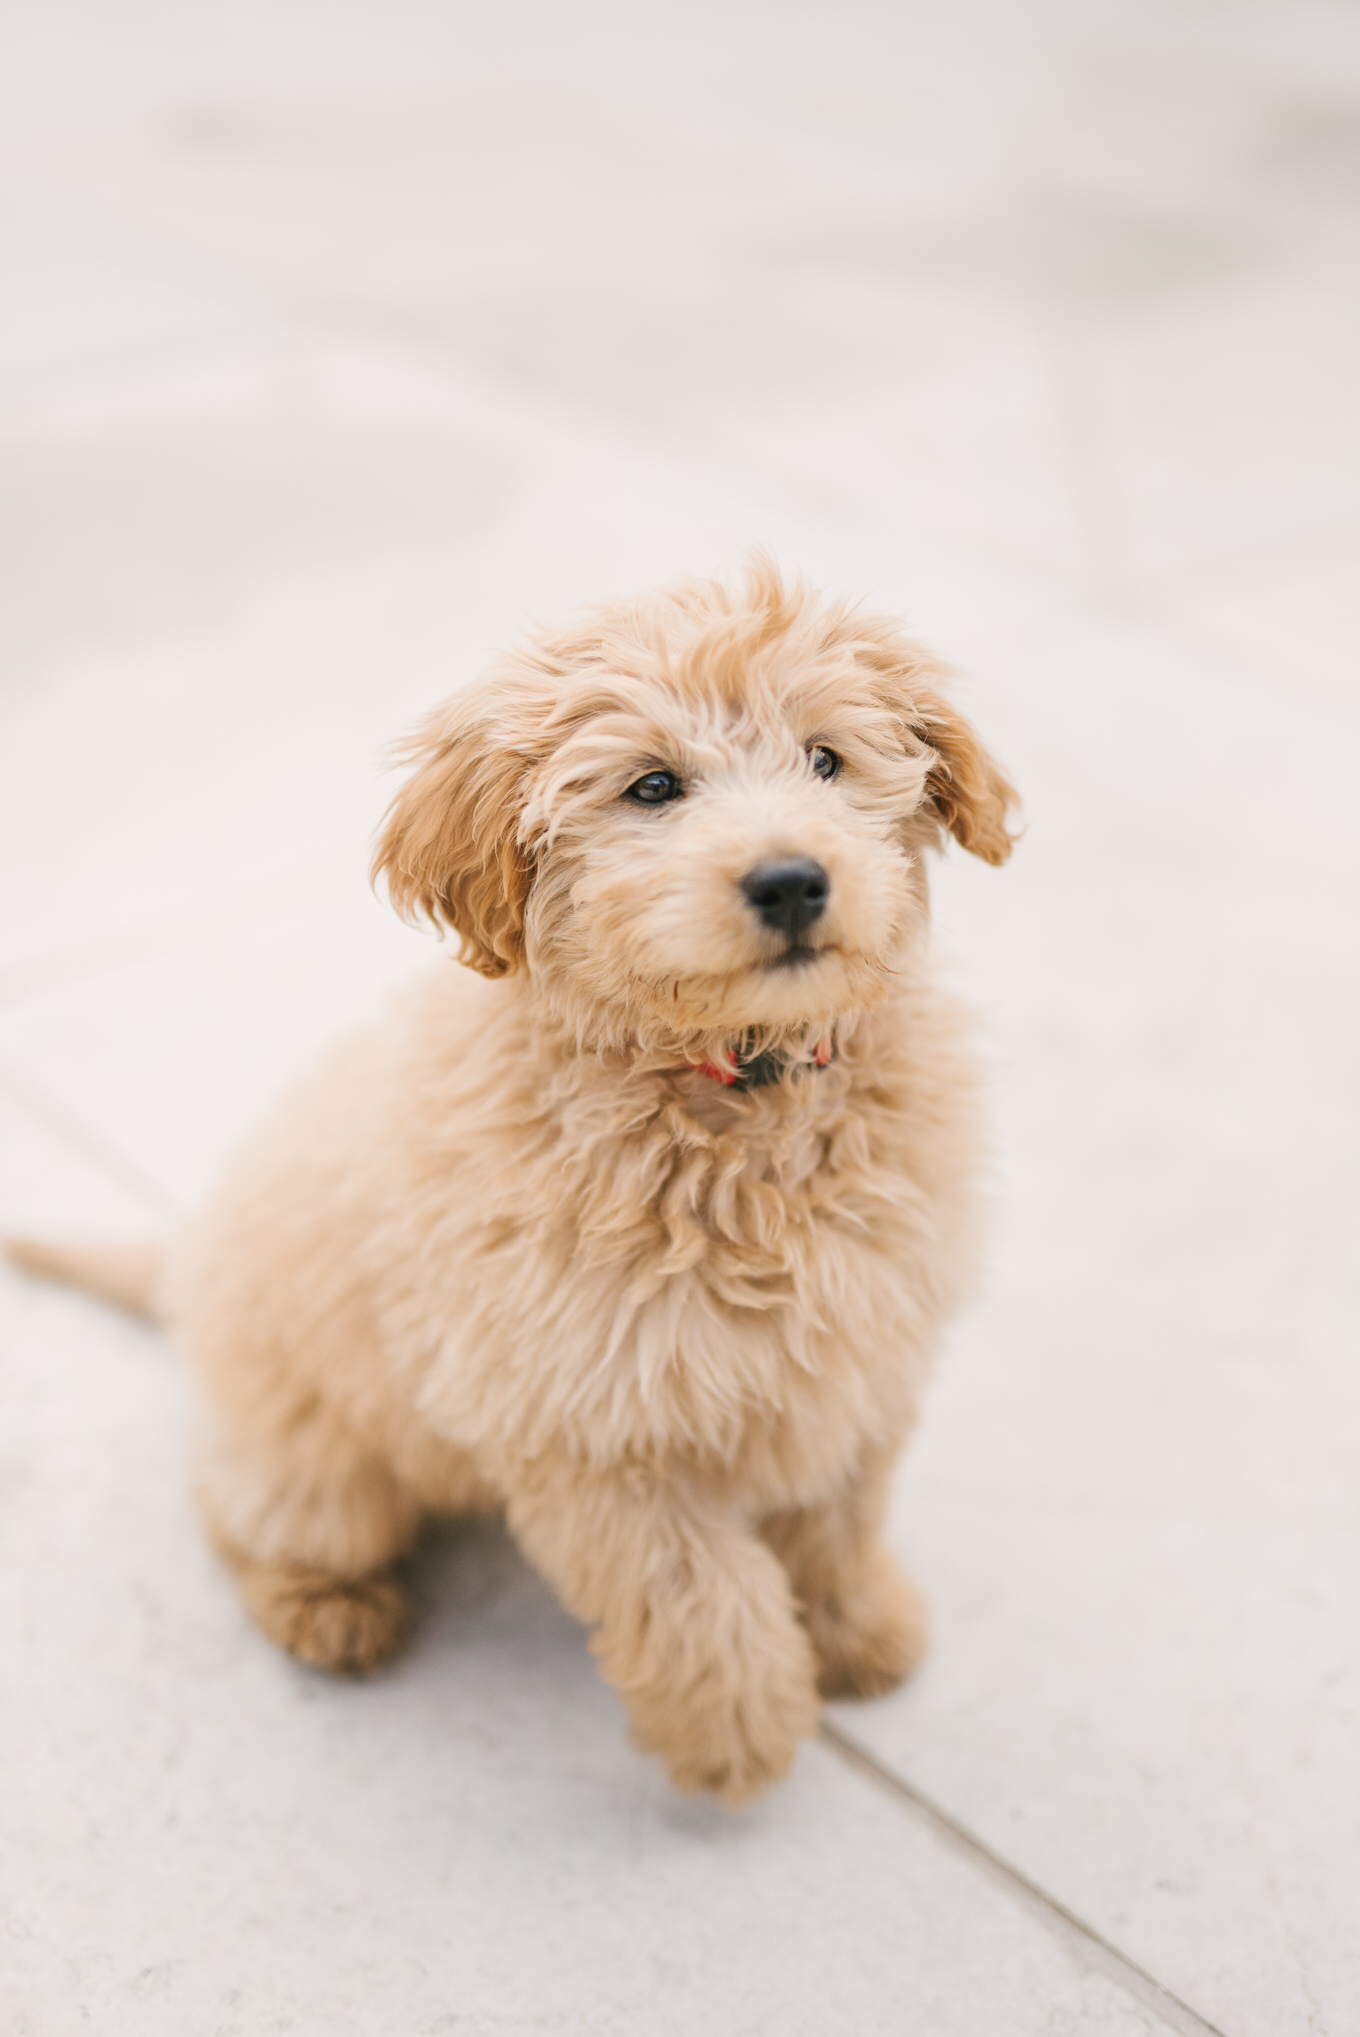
[{"left": 374, "top": 565, "right": 1017, "bottom": 1052}]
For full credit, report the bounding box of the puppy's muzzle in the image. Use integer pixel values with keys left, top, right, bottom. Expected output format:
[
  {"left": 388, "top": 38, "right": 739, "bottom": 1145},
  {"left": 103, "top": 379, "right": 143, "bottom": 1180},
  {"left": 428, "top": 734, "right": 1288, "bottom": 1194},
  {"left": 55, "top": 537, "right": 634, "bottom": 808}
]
[{"left": 741, "top": 858, "right": 830, "bottom": 944}]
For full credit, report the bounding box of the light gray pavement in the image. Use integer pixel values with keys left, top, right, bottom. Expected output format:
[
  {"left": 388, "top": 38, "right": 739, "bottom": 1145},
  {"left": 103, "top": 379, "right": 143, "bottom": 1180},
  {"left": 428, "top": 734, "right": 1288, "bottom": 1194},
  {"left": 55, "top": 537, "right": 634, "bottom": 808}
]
[{"left": 1, "top": 5, "right": 1358, "bottom": 2032}]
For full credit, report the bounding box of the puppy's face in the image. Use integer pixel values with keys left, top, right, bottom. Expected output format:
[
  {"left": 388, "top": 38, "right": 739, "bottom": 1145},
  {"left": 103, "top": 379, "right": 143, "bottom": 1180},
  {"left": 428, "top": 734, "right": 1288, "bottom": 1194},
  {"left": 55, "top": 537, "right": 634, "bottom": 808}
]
[
  {"left": 375, "top": 571, "right": 1016, "bottom": 1052},
  {"left": 522, "top": 674, "right": 932, "bottom": 1039}
]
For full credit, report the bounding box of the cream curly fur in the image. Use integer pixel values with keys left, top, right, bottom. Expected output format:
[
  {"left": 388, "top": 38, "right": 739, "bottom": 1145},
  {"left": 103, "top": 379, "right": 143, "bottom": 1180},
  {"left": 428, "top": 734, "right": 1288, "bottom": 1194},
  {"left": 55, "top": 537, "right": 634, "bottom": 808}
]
[{"left": 7, "top": 562, "right": 1017, "bottom": 1804}]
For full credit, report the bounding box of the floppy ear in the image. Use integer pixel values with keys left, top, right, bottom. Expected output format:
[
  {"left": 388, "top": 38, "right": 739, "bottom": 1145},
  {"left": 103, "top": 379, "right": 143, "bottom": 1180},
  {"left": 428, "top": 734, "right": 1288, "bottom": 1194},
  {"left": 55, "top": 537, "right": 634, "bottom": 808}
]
[
  {"left": 372, "top": 687, "right": 535, "bottom": 977},
  {"left": 911, "top": 683, "right": 1019, "bottom": 866}
]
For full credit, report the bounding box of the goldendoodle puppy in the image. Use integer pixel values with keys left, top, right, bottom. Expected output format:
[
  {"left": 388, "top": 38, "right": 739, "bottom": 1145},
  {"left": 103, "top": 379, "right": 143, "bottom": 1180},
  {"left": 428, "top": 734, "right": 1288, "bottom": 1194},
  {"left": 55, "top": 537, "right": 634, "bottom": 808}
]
[{"left": 8, "top": 562, "right": 1017, "bottom": 1803}]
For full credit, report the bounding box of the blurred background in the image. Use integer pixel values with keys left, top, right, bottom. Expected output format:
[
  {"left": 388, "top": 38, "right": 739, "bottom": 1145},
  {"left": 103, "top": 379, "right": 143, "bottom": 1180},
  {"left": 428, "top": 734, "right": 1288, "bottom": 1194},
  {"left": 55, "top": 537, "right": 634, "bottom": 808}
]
[{"left": 1, "top": 5, "right": 1357, "bottom": 2034}]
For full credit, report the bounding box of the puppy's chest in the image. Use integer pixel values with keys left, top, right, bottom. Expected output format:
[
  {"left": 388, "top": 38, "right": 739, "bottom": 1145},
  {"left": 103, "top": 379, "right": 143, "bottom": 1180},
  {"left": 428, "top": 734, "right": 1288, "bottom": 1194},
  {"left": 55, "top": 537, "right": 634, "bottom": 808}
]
[
  {"left": 442, "top": 1072, "right": 938, "bottom": 1478},
  {"left": 527, "top": 1078, "right": 911, "bottom": 1298}
]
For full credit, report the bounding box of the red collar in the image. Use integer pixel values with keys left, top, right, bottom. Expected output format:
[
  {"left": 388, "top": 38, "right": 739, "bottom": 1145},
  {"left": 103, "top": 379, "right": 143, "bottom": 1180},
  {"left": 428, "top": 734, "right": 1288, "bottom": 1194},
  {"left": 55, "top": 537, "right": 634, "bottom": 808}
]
[{"left": 695, "top": 1034, "right": 835, "bottom": 1091}]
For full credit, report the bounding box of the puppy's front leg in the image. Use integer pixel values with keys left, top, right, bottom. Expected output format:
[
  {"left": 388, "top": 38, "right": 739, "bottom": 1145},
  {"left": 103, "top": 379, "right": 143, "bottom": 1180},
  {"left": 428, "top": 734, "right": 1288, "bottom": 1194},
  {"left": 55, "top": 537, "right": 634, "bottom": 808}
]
[
  {"left": 763, "top": 1448, "right": 928, "bottom": 1700},
  {"left": 507, "top": 1462, "right": 821, "bottom": 1803}
]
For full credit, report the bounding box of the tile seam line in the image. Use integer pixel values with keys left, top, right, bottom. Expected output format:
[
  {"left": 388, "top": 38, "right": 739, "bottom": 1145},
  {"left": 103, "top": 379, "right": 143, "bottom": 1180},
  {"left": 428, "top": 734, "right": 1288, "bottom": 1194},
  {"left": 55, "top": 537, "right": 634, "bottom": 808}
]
[
  {"left": 0, "top": 1057, "right": 177, "bottom": 1220},
  {"left": 818, "top": 1720, "right": 1231, "bottom": 2037}
]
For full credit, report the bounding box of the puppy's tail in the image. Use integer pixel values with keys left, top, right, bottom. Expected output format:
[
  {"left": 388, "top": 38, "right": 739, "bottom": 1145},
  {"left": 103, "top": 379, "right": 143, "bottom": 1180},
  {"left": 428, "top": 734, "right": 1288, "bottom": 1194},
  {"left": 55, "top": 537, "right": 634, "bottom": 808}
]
[{"left": 3, "top": 1236, "right": 166, "bottom": 1322}]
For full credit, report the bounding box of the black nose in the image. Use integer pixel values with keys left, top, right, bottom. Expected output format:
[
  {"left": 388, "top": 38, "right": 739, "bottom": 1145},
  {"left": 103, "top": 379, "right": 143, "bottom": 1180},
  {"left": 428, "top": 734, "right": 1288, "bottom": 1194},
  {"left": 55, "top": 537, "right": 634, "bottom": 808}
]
[{"left": 741, "top": 858, "right": 830, "bottom": 941}]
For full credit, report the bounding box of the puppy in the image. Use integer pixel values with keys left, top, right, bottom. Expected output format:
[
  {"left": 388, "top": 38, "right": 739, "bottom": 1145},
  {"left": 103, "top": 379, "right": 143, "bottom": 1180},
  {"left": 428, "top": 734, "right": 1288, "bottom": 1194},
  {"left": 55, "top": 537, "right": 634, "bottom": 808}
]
[{"left": 8, "top": 563, "right": 1016, "bottom": 1804}]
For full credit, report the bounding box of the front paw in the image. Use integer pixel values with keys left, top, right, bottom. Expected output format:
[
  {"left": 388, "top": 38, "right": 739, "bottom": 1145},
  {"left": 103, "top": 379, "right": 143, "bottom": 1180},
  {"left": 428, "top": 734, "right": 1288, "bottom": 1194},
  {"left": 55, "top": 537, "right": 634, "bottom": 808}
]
[
  {"left": 806, "top": 1552, "right": 928, "bottom": 1700},
  {"left": 603, "top": 1598, "right": 822, "bottom": 1805}
]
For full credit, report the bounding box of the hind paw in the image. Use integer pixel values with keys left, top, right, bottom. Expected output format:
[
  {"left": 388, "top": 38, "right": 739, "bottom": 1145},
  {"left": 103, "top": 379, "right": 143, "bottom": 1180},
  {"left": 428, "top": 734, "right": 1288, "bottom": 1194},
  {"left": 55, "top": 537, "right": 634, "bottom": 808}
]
[{"left": 235, "top": 1560, "right": 410, "bottom": 1673}]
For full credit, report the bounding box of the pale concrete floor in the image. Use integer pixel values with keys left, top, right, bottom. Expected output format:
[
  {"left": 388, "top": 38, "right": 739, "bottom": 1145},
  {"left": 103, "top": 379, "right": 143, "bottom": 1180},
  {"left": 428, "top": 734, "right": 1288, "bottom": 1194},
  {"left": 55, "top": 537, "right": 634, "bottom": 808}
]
[{"left": 1, "top": 4, "right": 1358, "bottom": 2032}]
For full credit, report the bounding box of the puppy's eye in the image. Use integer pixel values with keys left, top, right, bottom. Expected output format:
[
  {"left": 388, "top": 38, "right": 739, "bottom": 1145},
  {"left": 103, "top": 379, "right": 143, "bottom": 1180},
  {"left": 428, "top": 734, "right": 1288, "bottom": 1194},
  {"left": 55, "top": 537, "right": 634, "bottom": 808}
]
[
  {"left": 624, "top": 769, "right": 684, "bottom": 806},
  {"left": 809, "top": 745, "right": 842, "bottom": 781}
]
